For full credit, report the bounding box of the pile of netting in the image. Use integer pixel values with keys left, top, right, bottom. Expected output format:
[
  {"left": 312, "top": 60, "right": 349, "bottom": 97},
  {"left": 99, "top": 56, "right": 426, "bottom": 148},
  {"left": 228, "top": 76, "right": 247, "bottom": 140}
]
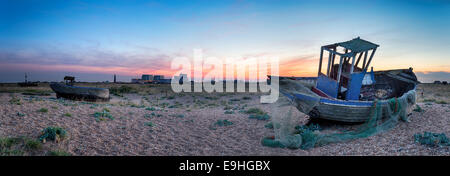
[{"left": 262, "top": 79, "right": 416, "bottom": 150}]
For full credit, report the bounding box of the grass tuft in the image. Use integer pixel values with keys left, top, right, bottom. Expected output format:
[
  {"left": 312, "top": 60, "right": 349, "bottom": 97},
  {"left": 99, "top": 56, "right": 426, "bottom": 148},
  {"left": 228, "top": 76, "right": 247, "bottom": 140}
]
[
  {"left": 214, "top": 119, "right": 233, "bottom": 127},
  {"left": 109, "top": 85, "right": 137, "bottom": 96},
  {"left": 229, "top": 98, "right": 240, "bottom": 102},
  {"left": 93, "top": 109, "right": 114, "bottom": 121},
  {"left": 414, "top": 132, "right": 449, "bottom": 147},
  {"left": 9, "top": 97, "right": 21, "bottom": 105},
  {"left": 224, "top": 110, "right": 234, "bottom": 114},
  {"left": 413, "top": 105, "right": 423, "bottom": 112},
  {"left": 38, "top": 108, "right": 48, "bottom": 113},
  {"left": 0, "top": 137, "right": 20, "bottom": 149},
  {"left": 242, "top": 96, "right": 251, "bottom": 100},
  {"left": 24, "top": 139, "right": 42, "bottom": 150},
  {"left": 145, "top": 122, "right": 154, "bottom": 127},
  {"left": 39, "top": 126, "right": 67, "bottom": 143},
  {"left": 146, "top": 107, "right": 156, "bottom": 111},
  {"left": 436, "top": 100, "right": 447, "bottom": 104},
  {"left": 264, "top": 122, "right": 274, "bottom": 129},
  {"left": 423, "top": 99, "right": 436, "bottom": 102},
  {"left": 1, "top": 137, "right": 43, "bottom": 156},
  {"left": 169, "top": 114, "right": 185, "bottom": 118},
  {"left": 248, "top": 114, "right": 270, "bottom": 120},
  {"left": 245, "top": 108, "right": 266, "bottom": 115}
]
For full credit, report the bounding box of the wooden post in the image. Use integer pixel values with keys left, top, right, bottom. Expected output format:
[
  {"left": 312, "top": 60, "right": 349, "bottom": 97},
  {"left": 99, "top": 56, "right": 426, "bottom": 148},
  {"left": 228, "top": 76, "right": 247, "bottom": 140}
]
[
  {"left": 343, "top": 49, "right": 349, "bottom": 65},
  {"left": 337, "top": 55, "right": 344, "bottom": 83},
  {"left": 327, "top": 53, "right": 332, "bottom": 76},
  {"left": 318, "top": 47, "right": 324, "bottom": 76},
  {"left": 355, "top": 52, "right": 363, "bottom": 68},
  {"left": 331, "top": 50, "right": 336, "bottom": 76},
  {"left": 350, "top": 54, "right": 356, "bottom": 74},
  {"left": 362, "top": 50, "right": 368, "bottom": 70},
  {"left": 365, "top": 48, "right": 377, "bottom": 70},
  {"left": 326, "top": 50, "right": 332, "bottom": 76}
]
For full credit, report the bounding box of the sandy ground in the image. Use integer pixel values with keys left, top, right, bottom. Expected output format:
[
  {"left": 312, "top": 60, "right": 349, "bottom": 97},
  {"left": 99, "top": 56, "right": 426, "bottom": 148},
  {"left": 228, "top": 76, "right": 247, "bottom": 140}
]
[{"left": 0, "top": 83, "right": 448, "bottom": 156}]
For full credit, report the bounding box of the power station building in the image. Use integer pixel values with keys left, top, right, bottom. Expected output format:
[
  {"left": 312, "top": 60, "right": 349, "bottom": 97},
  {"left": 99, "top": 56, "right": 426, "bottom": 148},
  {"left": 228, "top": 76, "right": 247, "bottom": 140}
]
[
  {"left": 131, "top": 74, "right": 171, "bottom": 84},
  {"left": 142, "top": 74, "right": 154, "bottom": 81},
  {"left": 153, "top": 75, "right": 164, "bottom": 81}
]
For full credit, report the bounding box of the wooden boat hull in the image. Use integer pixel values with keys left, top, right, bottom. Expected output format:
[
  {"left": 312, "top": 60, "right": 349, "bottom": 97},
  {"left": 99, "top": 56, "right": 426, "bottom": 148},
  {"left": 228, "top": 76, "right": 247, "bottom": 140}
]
[
  {"left": 275, "top": 69, "right": 418, "bottom": 122},
  {"left": 50, "top": 83, "right": 110, "bottom": 102},
  {"left": 282, "top": 87, "right": 416, "bottom": 122}
]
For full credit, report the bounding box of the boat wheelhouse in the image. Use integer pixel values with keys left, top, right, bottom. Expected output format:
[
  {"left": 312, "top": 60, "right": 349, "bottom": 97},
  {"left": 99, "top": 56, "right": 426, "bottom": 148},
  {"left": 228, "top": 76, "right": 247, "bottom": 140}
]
[{"left": 315, "top": 37, "right": 379, "bottom": 100}]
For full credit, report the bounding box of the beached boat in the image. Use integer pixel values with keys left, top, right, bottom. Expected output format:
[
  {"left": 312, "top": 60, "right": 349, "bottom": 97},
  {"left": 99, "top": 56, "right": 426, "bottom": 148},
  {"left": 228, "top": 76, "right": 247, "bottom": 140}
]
[
  {"left": 50, "top": 83, "right": 110, "bottom": 101},
  {"left": 270, "top": 37, "right": 419, "bottom": 122},
  {"left": 50, "top": 76, "right": 110, "bottom": 101}
]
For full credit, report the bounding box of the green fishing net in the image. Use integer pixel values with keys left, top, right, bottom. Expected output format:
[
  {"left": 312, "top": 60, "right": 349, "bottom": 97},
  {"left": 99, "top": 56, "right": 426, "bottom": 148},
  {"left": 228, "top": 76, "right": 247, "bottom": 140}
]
[
  {"left": 263, "top": 79, "right": 417, "bottom": 150},
  {"left": 278, "top": 79, "right": 320, "bottom": 114}
]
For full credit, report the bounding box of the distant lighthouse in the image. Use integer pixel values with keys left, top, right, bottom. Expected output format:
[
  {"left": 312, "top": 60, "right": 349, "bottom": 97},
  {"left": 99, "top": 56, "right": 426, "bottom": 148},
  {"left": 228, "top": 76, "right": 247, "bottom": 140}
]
[{"left": 114, "top": 74, "right": 116, "bottom": 83}]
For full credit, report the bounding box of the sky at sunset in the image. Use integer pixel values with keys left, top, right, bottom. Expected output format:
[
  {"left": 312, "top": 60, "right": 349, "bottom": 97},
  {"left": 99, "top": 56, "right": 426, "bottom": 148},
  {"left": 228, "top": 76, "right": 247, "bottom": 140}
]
[{"left": 1, "top": 0, "right": 449, "bottom": 83}]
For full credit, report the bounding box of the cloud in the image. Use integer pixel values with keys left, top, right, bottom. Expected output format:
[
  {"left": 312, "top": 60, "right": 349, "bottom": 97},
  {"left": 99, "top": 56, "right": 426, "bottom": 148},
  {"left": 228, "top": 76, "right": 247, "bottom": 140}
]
[
  {"left": 0, "top": 44, "right": 322, "bottom": 79},
  {"left": 277, "top": 55, "right": 318, "bottom": 76},
  {"left": 0, "top": 44, "right": 175, "bottom": 74}
]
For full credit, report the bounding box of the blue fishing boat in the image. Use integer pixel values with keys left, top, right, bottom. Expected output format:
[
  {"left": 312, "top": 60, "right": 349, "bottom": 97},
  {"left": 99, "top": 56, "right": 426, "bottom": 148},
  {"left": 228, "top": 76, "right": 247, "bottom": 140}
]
[{"left": 270, "top": 37, "right": 418, "bottom": 122}]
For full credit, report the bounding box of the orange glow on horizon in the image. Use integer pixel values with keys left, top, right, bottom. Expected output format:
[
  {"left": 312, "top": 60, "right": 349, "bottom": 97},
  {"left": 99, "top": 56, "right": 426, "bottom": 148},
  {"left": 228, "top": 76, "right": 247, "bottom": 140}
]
[{"left": 1, "top": 59, "right": 449, "bottom": 81}]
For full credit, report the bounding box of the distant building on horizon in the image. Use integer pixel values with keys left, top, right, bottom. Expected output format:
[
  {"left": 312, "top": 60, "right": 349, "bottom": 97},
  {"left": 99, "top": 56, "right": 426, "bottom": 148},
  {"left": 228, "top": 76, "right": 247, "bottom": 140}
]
[
  {"left": 131, "top": 78, "right": 146, "bottom": 84},
  {"left": 157, "top": 78, "right": 171, "bottom": 84},
  {"left": 153, "top": 75, "right": 164, "bottom": 81},
  {"left": 142, "top": 74, "right": 153, "bottom": 81},
  {"left": 131, "top": 74, "right": 173, "bottom": 84}
]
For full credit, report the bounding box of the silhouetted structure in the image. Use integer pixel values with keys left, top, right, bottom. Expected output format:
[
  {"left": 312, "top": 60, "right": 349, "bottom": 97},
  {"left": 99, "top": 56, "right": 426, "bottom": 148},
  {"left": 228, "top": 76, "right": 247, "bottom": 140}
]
[
  {"left": 18, "top": 73, "right": 38, "bottom": 87},
  {"left": 64, "top": 76, "right": 75, "bottom": 86},
  {"left": 142, "top": 74, "right": 153, "bottom": 81}
]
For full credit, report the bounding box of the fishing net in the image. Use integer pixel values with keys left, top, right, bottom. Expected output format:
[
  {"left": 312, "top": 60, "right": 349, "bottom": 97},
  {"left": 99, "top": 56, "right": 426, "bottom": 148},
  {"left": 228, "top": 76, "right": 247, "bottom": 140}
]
[
  {"left": 268, "top": 96, "right": 303, "bottom": 149},
  {"left": 263, "top": 79, "right": 417, "bottom": 150},
  {"left": 278, "top": 79, "right": 320, "bottom": 114}
]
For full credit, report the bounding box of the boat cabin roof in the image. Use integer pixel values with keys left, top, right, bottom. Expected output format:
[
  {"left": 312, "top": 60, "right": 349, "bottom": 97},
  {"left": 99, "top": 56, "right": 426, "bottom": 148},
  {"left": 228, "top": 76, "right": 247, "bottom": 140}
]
[
  {"left": 64, "top": 76, "right": 75, "bottom": 81},
  {"left": 336, "top": 37, "right": 379, "bottom": 53},
  {"left": 323, "top": 37, "right": 379, "bottom": 57}
]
